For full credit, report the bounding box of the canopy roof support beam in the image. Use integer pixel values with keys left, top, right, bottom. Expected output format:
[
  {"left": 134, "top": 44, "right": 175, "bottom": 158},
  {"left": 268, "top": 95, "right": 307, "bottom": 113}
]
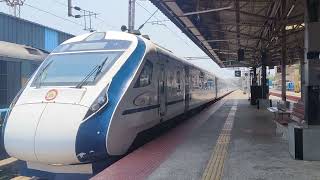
[{"left": 183, "top": 6, "right": 233, "bottom": 16}]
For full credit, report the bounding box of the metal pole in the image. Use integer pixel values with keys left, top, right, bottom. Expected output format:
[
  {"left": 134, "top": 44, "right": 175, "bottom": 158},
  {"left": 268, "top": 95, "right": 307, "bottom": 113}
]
[
  {"left": 89, "top": 11, "right": 92, "bottom": 32},
  {"left": 300, "top": 56, "right": 305, "bottom": 102},
  {"left": 235, "top": 0, "right": 240, "bottom": 49},
  {"left": 128, "top": 0, "right": 136, "bottom": 32},
  {"left": 281, "top": 0, "right": 287, "bottom": 102},
  {"left": 252, "top": 67, "right": 257, "bottom": 85},
  {"left": 261, "top": 50, "right": 267, "bottom": 99},
  {"left": 13, "top": 5, "right": 17, "bottom": 17},
  {"left": 83, "top": 10, "right": 87, "bottom": 31},
  {"left": 68, "top": 0, "right": 72, "bottom": 17}
]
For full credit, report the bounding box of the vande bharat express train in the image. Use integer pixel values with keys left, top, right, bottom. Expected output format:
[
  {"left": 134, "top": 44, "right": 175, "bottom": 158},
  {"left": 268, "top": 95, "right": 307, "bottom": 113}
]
[{"left": 2, "top": 31, "right": 233, "bottom": 175}]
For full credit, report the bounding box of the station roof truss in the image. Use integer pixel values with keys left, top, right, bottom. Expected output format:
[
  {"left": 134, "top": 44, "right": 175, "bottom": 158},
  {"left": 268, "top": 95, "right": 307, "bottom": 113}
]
[{"left": 150, "top": 0, "right": 305, "bottom": 68}]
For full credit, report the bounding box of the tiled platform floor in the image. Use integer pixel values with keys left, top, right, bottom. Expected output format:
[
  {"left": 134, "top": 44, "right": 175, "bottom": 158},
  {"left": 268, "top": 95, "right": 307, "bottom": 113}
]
[{"left": 93, "top": 91, "right": 320, "bottom": 180}]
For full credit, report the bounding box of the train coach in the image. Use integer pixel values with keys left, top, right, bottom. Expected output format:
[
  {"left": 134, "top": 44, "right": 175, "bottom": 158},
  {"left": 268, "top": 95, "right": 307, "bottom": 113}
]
[{"left": 2, "top": 31, "right": 233, "bottom": 176}]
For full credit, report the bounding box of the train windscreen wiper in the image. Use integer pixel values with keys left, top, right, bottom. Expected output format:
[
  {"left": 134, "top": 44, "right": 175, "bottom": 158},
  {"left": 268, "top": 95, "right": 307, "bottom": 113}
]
[
  {"left": 93, "top": 57, "right": 108, "bottom": 81},
  {"left": 75, "top": 57, "right": 108, "bottom": 89}
]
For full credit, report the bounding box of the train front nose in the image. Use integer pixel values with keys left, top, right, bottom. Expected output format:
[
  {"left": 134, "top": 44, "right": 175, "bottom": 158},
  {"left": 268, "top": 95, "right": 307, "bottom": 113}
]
[
  {"left": 4, "top": 103, "right": 88, "bottom": 164},
  {"left": 4, "top": 104, "right": 46, "bottom": 162}
]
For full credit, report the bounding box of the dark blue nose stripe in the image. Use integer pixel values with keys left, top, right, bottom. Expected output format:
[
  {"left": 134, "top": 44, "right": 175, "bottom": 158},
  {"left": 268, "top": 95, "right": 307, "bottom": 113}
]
[{"left": 75, "top": 38, "right": 146, "bottom": 162}]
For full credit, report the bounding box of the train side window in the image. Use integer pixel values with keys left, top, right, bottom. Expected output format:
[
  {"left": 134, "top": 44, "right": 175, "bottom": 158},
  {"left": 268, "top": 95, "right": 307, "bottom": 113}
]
[
  {"left": 134, "top": 60, "right": 153, "bottom": 88},
  {"left": 176, "top": 70, "right": 181, "bottom": 92}
]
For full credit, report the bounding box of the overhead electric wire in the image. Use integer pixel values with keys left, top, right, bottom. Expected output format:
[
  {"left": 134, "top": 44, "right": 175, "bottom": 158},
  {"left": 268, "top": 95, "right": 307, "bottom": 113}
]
[
  {"left": 138, "top": 9, "right": 158, "bottom": 30},
  {"left": 50, "top": 0, "right": 67, "bottom": 8},
  {"left": 49, "top": 0, "right": 116, "bottom": 30},
  {"left": 24, "top": 3, "right": 84, "bottom": 27},
  {"left": 136, "top": 1, "right": 205, "bottom": 57},
  {"left": 95, "top": 16, "right": 117, "bottom": 30}
]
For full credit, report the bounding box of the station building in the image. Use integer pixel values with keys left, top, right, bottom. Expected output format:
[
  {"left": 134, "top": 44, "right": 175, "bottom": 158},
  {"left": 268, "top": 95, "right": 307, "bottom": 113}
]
[{"left": 0, "top": 12, "right": 73, "bottom": 108}]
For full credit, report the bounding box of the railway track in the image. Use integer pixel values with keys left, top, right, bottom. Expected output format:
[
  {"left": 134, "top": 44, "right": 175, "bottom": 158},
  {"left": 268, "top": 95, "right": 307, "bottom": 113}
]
[{"left": 0, "top": 157, "right": 21, "bottom": 180}]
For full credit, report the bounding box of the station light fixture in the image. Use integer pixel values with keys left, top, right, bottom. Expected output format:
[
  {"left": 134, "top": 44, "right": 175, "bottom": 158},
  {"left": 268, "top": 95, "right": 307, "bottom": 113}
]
[
  {"left": 287, "top": 4, "right": 295, "bottom": 17},
  {"left": 74, "top": 6, "right": 81, "bottom": 11}
]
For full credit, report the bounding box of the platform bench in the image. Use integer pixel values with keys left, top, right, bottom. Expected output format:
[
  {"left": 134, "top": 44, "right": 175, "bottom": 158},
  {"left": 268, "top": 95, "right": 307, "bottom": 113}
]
[
  {"left": 267, "top": 105, "right": 292, "bottom": 126},
  {"left": 267, "top": 105, "right": 291, "bottom": 140},
  {"left": 290, "top": 101, "right": 305, "bottom": 124}
]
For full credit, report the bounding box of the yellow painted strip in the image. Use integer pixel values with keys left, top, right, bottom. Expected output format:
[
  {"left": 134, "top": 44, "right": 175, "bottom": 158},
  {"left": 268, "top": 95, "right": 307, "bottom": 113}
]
[
  {"left": 205, "top": 145, "right": 223, "bottom": 180},
  {"left": 202, "top": 101, "right": 238, "bottom": 180},
  {"left": 203, "top": 145, "right": 219, "bottom": 180},
  {"left": 0, "top": 157, "right": 17, "bottom": 167}
]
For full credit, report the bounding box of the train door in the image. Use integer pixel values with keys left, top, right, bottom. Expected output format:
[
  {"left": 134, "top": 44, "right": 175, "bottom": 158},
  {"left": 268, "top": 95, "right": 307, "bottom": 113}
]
[
  {"left": 184, "top": 66, "right": 190, "bottom": 112},
  {"left": 158, "top": 63, "right": 167, "bottom": 118}
]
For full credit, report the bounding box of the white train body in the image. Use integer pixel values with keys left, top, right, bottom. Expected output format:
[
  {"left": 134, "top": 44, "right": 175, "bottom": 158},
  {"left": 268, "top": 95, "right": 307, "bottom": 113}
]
[{"left": 2, "top": 31, "right": 233, "bottom": 174}]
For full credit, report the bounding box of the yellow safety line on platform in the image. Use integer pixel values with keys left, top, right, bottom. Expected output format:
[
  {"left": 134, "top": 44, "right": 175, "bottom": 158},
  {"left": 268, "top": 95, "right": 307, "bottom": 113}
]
[
  {"left": 202, "top": 101, "right": 238, "bottom": 180},
  {"left": 0, "top": 157, "right": 17, "bottom": 167}
]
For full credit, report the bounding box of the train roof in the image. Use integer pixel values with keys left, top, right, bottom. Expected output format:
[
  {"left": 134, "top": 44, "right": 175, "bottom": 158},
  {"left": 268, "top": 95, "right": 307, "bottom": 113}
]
[
  {"left": 0, "top": 41, "right": 48, "bottom": 61},
  {"left": 61, "top": 31, "right": 218, "bottom": 78},
  {"left": 62, "top": 31, "right": 138, "bottom": 45}
]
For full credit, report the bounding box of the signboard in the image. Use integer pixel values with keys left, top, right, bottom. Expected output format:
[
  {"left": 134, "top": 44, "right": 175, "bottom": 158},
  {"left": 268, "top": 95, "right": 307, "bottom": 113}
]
[
  {"left": 277, "top": 66, "right": 281, "bottom": 73},
  {"left": 235, "top": 70, "right": 241, "bottom": 77}
]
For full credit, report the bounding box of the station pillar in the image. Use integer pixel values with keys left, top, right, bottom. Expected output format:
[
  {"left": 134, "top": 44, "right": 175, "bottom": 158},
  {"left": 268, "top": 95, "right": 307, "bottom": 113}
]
[
  {"left": 261, "top": 50, "right": 268, "bottom": 99},
  {"left": 281, "top": 58, "right": 287, "bottom": 102},
  {"left": 250, "top": 67, "right": 259, "bottom": 105},
  {"left": 304, "top": 0, "right": 320, "bottom": 125},
  {"left": 288, "top": 0, "right": 320, "bottom": 161},
  {"left": 252, "top": 67, "right": 257, "bottom": 85},
  {"left": 300, "top": 58, "right": 305, "bottom": 101},
  {"left": 281, "top": 0, "right": 287, "bottom": 102}
]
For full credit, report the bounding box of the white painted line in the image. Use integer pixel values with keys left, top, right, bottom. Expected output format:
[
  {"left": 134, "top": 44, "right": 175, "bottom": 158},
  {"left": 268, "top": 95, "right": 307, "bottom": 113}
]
[{"left": 10, "top": 176, "right": 32, "bottom": 180}]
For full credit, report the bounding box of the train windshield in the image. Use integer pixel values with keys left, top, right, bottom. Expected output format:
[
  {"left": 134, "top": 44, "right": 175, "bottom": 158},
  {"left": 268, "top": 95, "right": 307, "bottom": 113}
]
[{"left": 31, "top": 51, "right": 122, "bottom": 87}]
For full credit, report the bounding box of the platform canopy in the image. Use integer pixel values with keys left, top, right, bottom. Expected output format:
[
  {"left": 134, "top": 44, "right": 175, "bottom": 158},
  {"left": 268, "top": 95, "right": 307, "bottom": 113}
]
[{"left": 150, "top": 0, "right": 305, "bottom": 68}]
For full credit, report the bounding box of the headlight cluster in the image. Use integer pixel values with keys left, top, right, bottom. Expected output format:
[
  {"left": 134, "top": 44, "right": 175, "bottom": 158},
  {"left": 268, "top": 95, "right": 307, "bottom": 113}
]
[
  {"left": 90, "top": 93, "right": 108, "bottom": 112},
  {"left": 83, "top": 84, "right": 109, "bottom": 120}
]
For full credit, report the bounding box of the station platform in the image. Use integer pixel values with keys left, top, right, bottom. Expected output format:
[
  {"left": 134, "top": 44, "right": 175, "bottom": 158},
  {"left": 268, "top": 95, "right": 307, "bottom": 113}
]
[{"left": 92, "top": 90, "right": 320, "bottom": 180}]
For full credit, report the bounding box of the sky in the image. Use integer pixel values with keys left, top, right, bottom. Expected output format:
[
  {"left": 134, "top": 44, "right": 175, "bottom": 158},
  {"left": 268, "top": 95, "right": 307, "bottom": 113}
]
[{"left": 0, "top": 0, "right": 235, "bottom": 78}]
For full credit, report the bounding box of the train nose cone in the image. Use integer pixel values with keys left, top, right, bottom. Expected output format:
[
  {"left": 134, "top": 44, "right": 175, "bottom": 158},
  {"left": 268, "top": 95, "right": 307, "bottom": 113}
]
[
  {"left": 4, "top": 103, "right": 88, "bottom": 165},
  {"left": 4, "top": 104, "right": 46, "bottom": 162},
  {"left": 34, "top": 103, "right": 88, "bottom": 164}
]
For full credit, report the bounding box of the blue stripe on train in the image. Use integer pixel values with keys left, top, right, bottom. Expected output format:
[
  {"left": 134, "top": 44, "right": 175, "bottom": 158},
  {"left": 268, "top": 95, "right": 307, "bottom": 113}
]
[{"left": 75, "top": 38, "right": 146, "bottom": 163}]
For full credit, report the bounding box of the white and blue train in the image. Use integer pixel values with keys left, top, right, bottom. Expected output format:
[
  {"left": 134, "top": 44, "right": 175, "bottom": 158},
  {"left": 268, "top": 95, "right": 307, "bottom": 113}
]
[{"left": 2, "top": 31, "right": 233, "bottom": 175}]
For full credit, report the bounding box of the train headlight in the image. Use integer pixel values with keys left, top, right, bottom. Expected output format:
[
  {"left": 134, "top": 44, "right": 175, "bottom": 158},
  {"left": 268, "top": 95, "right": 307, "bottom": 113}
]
[
  {"left": 83, "top": 84, "right": 109, "bottom": 120},
  {"left": 90, "top": 95, "right": 108, "bottom": 112}
]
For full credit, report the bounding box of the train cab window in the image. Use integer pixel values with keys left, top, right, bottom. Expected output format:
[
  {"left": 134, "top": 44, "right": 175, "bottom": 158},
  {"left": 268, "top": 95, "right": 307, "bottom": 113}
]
[
  {"left": 134, "top": 60, "right": 153, "bottom": 88},
  {"left": 53, "top": 40, "right": 132, "bottom": 53}
]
